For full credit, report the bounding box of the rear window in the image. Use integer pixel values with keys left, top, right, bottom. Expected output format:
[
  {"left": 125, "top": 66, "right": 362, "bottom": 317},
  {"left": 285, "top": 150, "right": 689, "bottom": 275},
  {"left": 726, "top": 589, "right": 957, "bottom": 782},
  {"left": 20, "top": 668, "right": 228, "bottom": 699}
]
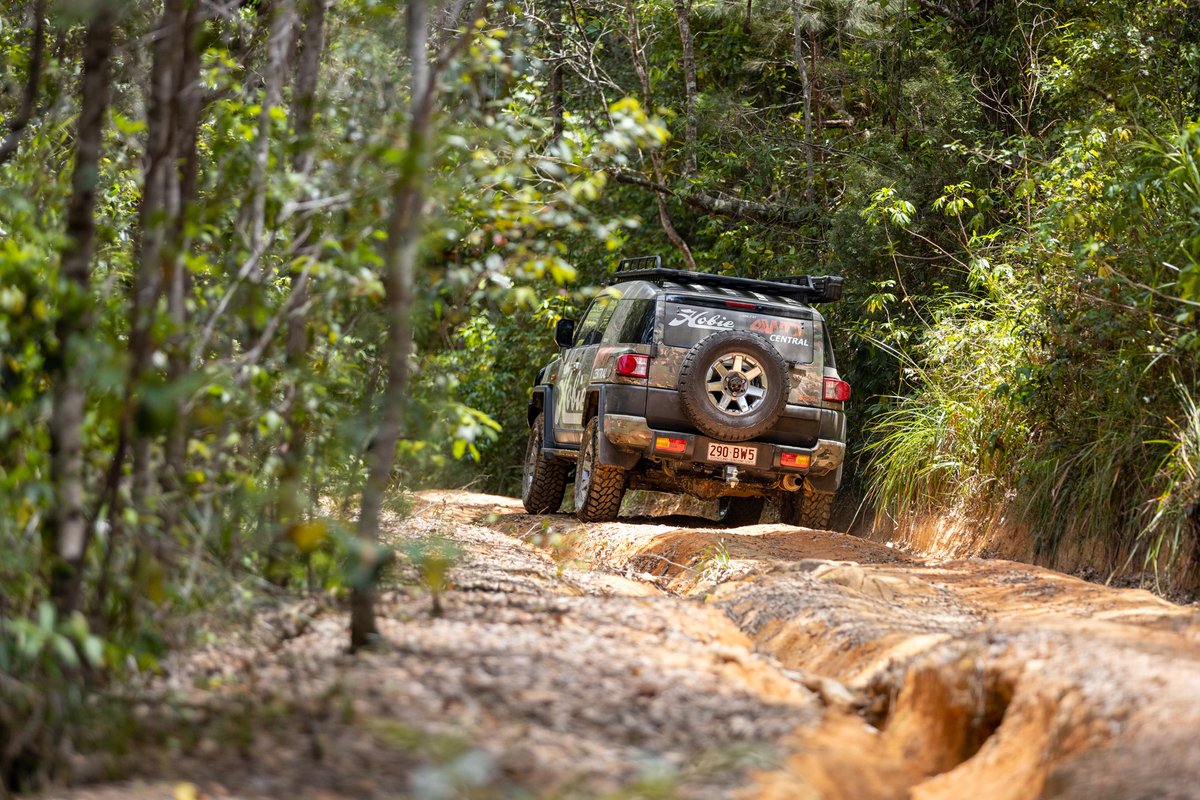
[{"left": 662, "top": 300, "right": 815, "bottom": 364}]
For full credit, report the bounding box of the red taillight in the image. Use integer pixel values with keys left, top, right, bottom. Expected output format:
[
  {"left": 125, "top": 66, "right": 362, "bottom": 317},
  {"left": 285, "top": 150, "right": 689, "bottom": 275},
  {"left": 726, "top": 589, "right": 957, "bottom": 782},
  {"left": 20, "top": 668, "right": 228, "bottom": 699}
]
[
  {"left": 823, "top": 378, "right": 851, "bottom": 402},
  {"left": 781, "top": 452, "right": 811, "bottom": 468},
  {"left": 725, "top": 300, "right": 757, "bottom": 310},
  {"left": 615, "top": 353, "right": 650, "bottom": 379},
  {"left": 655, "top": 436, "right": 687, "bottom": 453}
]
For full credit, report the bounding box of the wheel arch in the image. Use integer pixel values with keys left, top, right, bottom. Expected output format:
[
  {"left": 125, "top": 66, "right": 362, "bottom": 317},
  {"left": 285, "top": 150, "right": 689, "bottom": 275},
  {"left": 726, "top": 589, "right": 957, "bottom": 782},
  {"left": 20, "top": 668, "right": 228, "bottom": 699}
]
[{"left": 583, "top": 389, "right": 600, "bottom": 425}]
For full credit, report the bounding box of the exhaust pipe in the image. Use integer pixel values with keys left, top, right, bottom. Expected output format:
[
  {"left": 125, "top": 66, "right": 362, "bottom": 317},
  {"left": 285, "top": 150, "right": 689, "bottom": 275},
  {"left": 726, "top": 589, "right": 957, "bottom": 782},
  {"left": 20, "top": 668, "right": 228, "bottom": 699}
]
[{"left": 780, "top": 474, "right": 803, "bottom": 492}]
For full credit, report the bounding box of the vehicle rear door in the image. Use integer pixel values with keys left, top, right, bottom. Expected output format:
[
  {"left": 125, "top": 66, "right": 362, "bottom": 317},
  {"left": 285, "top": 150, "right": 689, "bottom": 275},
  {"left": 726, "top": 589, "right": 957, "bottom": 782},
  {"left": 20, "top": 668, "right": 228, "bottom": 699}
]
[{"left": 661, "top": 295, "right": 815, "bottom": 366}]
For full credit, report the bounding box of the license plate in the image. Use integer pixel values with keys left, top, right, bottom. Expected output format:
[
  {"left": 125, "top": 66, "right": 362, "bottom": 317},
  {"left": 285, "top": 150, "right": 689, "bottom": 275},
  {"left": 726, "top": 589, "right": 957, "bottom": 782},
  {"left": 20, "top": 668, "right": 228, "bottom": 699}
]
[{"left": 707, "top": 442, "right": 757, "bottom": 465}]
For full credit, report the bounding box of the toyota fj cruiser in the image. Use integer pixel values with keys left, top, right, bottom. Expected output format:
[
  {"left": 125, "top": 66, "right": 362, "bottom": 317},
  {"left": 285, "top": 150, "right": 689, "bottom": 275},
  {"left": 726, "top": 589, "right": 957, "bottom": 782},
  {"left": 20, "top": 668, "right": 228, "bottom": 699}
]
[{"left": 521, "top": 256, "right": 849, "bottom": 527}]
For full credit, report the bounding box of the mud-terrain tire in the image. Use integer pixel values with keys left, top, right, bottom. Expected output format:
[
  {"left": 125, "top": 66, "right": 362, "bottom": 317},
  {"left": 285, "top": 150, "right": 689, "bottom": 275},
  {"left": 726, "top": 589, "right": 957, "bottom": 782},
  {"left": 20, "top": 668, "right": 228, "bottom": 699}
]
[
  {"left": 573, "top": 418, "right": 627, "bottom": 522},
  {"left": 720, "top": 496, "right": 765, "bottom": 527},
  {"left": 522, "top": 413, "right": 569, "bottom": 514},
  {"left": 783, "top": 483, "right": 835, "bottom": 529},
  {"left": 678, "top": 331, "right": 789, "bottom": 442}
]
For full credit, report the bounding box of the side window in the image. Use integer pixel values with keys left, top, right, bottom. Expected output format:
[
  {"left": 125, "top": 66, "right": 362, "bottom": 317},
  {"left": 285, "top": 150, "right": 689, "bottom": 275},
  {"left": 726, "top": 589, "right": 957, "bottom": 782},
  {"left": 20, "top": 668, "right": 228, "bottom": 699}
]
[
  {"left": 821, "top": 323, "right": 837, "bottom": 369},
  {"left": 572, "top": 296, "right": 614, "bottom": 347},
  {"left": 611, "top": 299, "right": 656, "bottom": 344},
  {"left": 591, "top": 299, "right": 619, "bottom": 344}
]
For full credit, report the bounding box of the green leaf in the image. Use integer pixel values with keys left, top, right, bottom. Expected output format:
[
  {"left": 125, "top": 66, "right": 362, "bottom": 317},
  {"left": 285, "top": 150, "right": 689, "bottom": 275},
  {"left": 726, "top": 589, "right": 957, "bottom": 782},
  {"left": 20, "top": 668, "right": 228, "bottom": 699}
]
[
  {"left": 53, "top": 634, "right": 79, "bottom": 669},
  {"left": 82, "top": 636, "right": 104, "bottom": 668}
]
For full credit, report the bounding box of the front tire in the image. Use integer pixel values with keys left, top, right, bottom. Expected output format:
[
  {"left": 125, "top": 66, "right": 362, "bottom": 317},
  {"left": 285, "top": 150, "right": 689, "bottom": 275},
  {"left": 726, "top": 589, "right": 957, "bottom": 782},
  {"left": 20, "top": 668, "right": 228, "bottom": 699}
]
[
  {"left": 573, "top": 418, "right": 626, "bottom": 522},
  {"left": 522, "top": 413, "right": 569, "bottom": 514}
]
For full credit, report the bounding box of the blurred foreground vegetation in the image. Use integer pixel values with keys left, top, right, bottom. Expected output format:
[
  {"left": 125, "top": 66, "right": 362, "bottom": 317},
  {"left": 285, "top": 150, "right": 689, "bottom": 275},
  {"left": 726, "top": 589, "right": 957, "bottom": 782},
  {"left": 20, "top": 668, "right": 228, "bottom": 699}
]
[{"left": 1, "top": 0, "right": 1199, "bottom": 790}]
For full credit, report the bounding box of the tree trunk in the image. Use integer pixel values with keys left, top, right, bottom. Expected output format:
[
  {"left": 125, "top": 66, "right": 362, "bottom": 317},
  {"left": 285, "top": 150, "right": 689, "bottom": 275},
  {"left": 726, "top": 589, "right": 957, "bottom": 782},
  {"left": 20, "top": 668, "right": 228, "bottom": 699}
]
[
  {"left": 129, "top": 0, "right": 185, "bottom": 515},
  {"left": 623, "top": 0, "right": 696, "bottom": 270},
  {"left": 240, "top": 0, "right": 295, "bottom": 254},
  {"left": 671, "top": 0, "right": 698, "bottom": 177},
  {"left": 96, "top": 0, "right": 190, "bottom": 614},
  {"left": 289, "top": 0, "right": 326, "bottom": 175},
  {"left": 350, "top": 0, "right": 433, "bottom": 651},
  {"left": 548, "top": 2, "right": 564, "bottom": 143},
  {"left": 346, "top": 0, "right": 485, "bottom": 650},
  {"left": 280, "top": 0, "right": 327, "bottom": 532},
  {"left": 164, "top": 2, "right": 205, "bottom": 495},
  {"left": 0, "top": 0, "right": 47, "bottom": 166},
  {"left": 47, "top": 3, "right": 116, "bottom": 614},
  {"left": 790, "top": 0, "right": 814, "bottom": 204}
]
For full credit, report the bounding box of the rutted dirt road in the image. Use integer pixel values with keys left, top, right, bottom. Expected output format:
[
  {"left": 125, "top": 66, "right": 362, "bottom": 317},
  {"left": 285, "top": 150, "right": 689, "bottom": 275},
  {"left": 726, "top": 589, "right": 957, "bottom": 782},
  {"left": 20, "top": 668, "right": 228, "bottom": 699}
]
[{"left": 53, "top": 490, "right": 1200, "bottom": 800}]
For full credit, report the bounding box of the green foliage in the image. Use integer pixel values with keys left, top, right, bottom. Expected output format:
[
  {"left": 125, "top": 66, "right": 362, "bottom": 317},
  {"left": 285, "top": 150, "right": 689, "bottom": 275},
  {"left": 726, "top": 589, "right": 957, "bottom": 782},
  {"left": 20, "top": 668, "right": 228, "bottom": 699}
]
[
  {"left": 0, "top": 602, "right": 109, "bottom": 790},
  {"left": 696, "top": 538, "right": 732, "bottom": 584},
  {"left": 1141, "top": 381, "right": 1200, "bottom": 584},
  {"left": 863, "top": 111, "right": 1200, "bottom": 579},
  {"left": 863, "top": 256, "right": 1035, "bottom": 518},
  {"left": 402, "top": 537, "right": 464, "bottom": 617},
  {"left": 3, "top": 0, "right": 1200, "bottom": 784}
]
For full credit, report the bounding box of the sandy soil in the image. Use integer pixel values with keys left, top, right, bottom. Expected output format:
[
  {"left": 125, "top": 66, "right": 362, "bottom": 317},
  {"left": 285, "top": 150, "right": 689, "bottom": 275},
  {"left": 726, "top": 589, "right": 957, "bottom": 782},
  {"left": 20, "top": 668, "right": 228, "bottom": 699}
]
[{"left": 42, "top": 490, "right": 1200, "bottom": 800}]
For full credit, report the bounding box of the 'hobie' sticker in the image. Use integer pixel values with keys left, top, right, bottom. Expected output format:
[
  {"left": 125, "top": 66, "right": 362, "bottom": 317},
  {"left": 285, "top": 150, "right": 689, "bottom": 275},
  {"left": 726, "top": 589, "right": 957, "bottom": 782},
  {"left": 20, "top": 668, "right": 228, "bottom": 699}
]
[{"left": 668, "top": 308, "right": 735, "bottom": 331}]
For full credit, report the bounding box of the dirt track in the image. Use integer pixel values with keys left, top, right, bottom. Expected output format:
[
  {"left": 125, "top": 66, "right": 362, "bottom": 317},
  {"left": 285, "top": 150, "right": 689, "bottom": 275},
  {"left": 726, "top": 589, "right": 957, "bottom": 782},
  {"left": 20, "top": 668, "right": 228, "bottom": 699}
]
[{"left": 50, "top": 490, "right": 1200, "bottom": 800}]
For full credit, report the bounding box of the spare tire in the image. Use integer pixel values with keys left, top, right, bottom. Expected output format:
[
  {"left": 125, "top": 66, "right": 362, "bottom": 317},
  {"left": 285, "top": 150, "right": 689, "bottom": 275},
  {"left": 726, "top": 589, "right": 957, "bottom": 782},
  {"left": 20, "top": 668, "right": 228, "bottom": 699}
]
[{"left": 677, "top": 330, "right": 789, "bottom": 442}]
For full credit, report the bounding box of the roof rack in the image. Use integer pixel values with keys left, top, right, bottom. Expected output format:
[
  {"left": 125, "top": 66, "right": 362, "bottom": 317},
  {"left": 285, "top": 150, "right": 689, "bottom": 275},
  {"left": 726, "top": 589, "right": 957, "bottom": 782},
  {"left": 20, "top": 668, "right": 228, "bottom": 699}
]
[
  {"left": 612, "top": 256, "right": 843, "bottom": 304},
  {"left": 616, "top": 255, "right": 663, "bottom": 272}
]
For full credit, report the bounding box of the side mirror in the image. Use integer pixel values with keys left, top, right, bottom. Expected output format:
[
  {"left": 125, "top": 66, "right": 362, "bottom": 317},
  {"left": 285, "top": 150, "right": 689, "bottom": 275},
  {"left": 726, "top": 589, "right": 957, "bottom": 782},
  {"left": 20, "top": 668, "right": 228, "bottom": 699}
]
[{"left": 554, "top": 318, "right": 576, "bottom": 348}]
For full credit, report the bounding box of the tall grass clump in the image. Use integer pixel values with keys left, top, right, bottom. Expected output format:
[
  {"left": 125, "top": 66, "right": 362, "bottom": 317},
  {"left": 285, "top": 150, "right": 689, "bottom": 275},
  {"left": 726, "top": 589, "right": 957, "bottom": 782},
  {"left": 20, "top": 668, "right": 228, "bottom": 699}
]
[
  {"left": 864, "top": 265, "right": 1036, "bottom": 524},
  {"left": 1019, "top": 369, "right": 1159, "bottom": 562},
  {"left": 1138, "top": 380, "right": 1200, "bottom": 585}
]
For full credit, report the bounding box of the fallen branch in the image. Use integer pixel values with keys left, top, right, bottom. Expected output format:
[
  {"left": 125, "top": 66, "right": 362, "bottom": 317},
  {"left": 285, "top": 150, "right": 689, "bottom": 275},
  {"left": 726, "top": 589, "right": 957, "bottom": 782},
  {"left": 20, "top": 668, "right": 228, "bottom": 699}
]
[{"left": 608, "top": 169, "right": 817, "bottom": 227}]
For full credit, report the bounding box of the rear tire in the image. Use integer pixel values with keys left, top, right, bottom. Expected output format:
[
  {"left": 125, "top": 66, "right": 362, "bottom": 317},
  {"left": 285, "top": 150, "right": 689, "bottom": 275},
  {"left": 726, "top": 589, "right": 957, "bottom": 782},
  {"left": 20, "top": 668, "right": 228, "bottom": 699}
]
[
  {"left": 719, "top": 496, "right": 765, "bottom": 527},
  {"left": 522, "top": 413, "right": 569, "bottom": 514},
  {"left": 573, "top": 418, "right": 627, "bottom": 522},
  {"left": 782, "top": 483, "right": 835, "bottom": 529}
]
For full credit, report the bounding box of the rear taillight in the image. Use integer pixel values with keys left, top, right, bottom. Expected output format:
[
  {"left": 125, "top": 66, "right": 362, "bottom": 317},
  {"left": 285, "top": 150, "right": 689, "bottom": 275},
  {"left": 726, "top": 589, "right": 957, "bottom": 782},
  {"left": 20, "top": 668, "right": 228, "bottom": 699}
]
[
  {"left": 655, "top": 436, "right": 687, "bottom": 453},
  {"left": 615, "top": 353, "right": 650, "bottom": 379},
  {"left": 823, "top": 378, "right": 851, "bottom": 402},
  {"left": 781, "top": 452, "right": 811, "bottom": 468}
]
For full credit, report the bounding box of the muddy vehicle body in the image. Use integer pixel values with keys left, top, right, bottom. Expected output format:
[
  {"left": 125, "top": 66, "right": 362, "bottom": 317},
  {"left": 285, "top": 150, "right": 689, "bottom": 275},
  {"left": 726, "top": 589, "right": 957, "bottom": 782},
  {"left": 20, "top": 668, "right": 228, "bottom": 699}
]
[{"left": 522, "top": 257, "right": 849, "bottom": 527}]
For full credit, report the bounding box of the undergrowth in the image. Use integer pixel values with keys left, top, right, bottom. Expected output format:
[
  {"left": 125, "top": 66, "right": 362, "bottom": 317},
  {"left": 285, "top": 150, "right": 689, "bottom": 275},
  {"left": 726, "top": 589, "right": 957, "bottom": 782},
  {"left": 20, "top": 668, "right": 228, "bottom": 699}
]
[{"left": 862, "top": 125, "right": 1200, "bottom": 590}]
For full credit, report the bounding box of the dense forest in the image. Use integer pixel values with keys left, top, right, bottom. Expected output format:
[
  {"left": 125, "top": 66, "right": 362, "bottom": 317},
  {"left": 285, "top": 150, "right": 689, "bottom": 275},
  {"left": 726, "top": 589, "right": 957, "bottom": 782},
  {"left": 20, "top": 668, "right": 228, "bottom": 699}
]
[{"left": 1, "top": 0, "right": 1199, "bottom": 788}]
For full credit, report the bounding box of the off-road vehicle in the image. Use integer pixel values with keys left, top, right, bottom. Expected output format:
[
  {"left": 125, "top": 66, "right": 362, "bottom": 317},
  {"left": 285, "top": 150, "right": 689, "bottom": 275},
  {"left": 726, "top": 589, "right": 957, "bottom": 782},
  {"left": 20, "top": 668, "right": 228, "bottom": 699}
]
[{"left": 521, "top": 257, "right": 849, "bottom": 527}]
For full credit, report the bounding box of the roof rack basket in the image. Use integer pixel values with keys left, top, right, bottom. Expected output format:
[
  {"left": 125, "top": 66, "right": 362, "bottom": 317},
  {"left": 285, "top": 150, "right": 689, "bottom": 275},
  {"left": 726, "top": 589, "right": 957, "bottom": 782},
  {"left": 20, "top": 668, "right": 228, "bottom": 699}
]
[{"left": 612, "top": 255, "right": 843, "bottom": 304}]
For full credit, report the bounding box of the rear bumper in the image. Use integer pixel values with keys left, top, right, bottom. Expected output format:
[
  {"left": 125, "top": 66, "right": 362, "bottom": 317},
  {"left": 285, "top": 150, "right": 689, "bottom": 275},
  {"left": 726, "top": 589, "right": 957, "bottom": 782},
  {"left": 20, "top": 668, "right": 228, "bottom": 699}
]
[
  {"left": 603, "top": 413, "right": 845, "bottom": 477},
  {"left": 645, "top": 386, "right": 839, "bottom": 447}
]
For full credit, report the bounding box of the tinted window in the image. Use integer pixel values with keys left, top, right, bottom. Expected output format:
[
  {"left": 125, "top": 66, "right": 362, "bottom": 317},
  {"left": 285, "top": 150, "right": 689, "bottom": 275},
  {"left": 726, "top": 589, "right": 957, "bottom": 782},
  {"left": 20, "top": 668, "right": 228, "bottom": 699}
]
[
  {"left": 573, "top": 296, "right": 615, "bottom": 347},
  {"left": 662, "top": 301, "right": 815, "bottom": 364},
  {"left": 821, "top": 323, "right": 836, "bottom": 369},
  {"left": 612, "top": 299, "right": 656, "bottom": 344}
]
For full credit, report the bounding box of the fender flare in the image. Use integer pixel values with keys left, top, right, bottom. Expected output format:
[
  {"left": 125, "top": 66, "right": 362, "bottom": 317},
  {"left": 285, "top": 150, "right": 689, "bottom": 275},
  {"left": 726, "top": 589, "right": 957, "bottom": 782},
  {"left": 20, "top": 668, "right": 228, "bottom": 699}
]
[{"left": 528, "top": 384, "right": 550, "bottom": 428}]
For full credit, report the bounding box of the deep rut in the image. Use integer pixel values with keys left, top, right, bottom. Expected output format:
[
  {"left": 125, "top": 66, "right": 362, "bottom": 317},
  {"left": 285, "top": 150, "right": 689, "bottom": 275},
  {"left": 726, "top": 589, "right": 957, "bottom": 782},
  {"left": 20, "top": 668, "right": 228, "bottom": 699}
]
[{"left": 481, "top": 490, "right": 1200, "bottom": 800}]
